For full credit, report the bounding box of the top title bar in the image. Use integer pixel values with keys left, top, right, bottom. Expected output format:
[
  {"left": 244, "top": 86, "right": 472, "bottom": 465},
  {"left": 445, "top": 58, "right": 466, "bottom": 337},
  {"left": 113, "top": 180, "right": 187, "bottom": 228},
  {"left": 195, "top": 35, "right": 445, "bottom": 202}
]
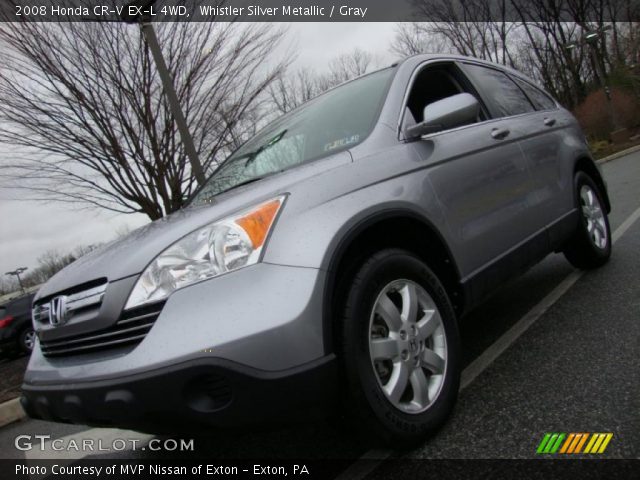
[{"left": 1, "top": 0, "right": 638, "bottom": 22}]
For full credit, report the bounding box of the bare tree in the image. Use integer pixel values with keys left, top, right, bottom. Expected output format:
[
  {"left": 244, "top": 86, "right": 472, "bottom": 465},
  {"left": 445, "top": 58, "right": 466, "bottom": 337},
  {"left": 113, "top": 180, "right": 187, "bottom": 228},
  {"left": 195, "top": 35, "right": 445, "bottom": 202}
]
[
  {"left": 394, "top": 1, "right": 520, "bottom": 66},
  {"left": 26, "top": 250, "right": 76, "bottom": 286},
  {"left": 268, "top": 68, "right": 320, "bottom": 114},
  {"left": 0, "top": 21, "right": 288, "bottom": 220},
  {"left": 0, "top": 277, "right": 18, "bottom": 297},
  {"left": 1, "top": 244, "right": 102, "bottom": 291},
  {"left": 391, "top": 23, "right": 454, "bottom": 57},
  {"left": 320, "top": 48, "right": 375, "bottom": 88},
  {"left": 270, "top": 48, "right": 377, "bottom": 114},
  {"left": 393, "top": 0, "right": 639, "bottom": 110}
]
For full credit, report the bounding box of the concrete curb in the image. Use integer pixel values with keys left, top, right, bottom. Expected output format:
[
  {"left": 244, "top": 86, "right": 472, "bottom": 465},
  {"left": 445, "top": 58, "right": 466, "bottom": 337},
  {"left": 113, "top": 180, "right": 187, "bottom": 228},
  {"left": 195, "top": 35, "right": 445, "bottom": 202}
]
[
  {"left": 596, "top": 144, "right": 640, "bottom": 165},
  {"left": 0, "top": 397, "right": 25, "bottom": 428}
]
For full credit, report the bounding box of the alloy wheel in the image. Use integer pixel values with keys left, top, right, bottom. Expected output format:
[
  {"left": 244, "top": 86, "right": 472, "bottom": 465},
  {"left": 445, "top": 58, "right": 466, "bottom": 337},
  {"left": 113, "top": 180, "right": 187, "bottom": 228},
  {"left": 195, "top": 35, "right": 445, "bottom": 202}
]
[
  {"left": 23, "top": 330, "right": 36, "bottom": 351},
  {"left": 368, "top": 279, "right": 447, "bottom": 414},
  {"left": 580, "top": 184, "right": 608, "bottom": 250}
]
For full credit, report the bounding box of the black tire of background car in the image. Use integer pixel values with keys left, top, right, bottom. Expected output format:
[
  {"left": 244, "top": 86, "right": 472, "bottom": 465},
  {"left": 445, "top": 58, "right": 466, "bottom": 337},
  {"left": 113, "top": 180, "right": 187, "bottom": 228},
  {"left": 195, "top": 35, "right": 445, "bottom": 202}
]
[
  {"left": 563, "top": 171, "right": 612, "bottom": 270},
  {"left": 338, "top": 248, "right": 460, "bottom": 447},
  {"left": 18, "top": 327, "right": 35, "bottom": 354}
]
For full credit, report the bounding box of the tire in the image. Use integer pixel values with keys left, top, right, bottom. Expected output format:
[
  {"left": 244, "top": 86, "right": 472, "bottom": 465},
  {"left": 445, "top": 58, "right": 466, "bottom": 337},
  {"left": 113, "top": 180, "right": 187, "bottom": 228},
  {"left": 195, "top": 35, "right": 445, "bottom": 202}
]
[
  {"left": 563, "top": 171, "right": 612, "bottom": 269},
  {"left": 338, "top": 248, "right": 460, "bottom": 447},
  {"left": 18, "top": 328, "right": 36, "bottom": 354}
]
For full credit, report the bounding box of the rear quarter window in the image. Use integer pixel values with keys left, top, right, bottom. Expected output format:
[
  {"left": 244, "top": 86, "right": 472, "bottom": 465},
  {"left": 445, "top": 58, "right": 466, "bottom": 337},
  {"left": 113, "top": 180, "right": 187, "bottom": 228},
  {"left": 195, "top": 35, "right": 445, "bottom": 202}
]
[
  {"left": 464, "top": 63, "right": 535, "bottom": 118},
  {"left": 512, "top": 77, "right": 557, "bottom": 111}
]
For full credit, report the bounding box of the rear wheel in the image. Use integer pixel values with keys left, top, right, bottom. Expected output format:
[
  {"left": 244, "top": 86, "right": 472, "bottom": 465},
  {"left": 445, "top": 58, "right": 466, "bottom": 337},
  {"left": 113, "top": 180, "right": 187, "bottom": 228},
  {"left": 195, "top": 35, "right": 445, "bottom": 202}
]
[
  {"left": 339, "top": 249, "right": 460, "bottom": 447},
  {"left": 563, "top": 171, "right": 611, "bottom": 269}
]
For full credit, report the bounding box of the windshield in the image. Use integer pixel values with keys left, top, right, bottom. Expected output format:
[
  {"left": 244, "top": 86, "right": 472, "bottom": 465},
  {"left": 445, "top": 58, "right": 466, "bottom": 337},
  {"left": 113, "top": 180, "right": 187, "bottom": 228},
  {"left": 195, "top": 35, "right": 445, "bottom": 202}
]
[{"left": 191, "top": 67, "right": 396, "bottom": 204}]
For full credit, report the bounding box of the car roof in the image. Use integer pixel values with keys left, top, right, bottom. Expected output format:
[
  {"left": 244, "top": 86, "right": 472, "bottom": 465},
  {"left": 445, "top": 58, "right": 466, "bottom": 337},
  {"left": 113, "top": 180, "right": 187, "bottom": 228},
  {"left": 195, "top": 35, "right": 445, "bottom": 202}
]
[
  {"left": 3, "top": 292, "right": 35, "bottom": 309},
  {"left": 394, "top": 53, "right": 536, "bottom": 83}
]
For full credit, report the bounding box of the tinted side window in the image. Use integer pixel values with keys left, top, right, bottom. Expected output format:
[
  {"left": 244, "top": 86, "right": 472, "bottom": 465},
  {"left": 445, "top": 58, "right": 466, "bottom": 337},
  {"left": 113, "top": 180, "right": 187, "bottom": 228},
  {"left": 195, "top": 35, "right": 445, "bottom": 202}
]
[
  {"left": 464, "top": 64, "right": 535, "bottom": 118},
  {"left": 512, "top": 77, "right": 557, "bottom": 111}
]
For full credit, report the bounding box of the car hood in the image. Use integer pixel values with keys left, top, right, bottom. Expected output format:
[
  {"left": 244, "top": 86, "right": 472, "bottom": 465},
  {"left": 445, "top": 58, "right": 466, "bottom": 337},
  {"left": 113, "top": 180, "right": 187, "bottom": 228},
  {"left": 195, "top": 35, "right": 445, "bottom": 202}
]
[{"left": 35, "top": 152, "right": 351, "bottom": 301}]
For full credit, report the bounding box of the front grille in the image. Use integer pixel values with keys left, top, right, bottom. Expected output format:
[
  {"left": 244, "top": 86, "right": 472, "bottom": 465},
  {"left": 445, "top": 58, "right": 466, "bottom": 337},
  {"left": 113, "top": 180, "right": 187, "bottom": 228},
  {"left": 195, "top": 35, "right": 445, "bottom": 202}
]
[
  {"left": 39, "top": 301, "right": 165, "bottom": 358},
  {"left": 33, "top": 282, "right": 108, "bottom": 325}
]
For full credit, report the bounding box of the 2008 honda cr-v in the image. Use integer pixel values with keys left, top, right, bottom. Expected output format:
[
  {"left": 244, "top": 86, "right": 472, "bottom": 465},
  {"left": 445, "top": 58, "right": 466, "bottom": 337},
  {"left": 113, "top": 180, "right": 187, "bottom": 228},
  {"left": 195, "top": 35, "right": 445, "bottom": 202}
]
[{"left": 22, "top": 54, "right": 611, "bottom": 445}]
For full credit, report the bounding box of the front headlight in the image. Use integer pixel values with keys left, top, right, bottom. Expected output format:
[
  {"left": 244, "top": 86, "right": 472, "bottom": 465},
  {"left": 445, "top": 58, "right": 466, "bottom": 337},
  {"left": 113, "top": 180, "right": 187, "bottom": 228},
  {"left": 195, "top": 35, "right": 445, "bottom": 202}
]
[{"left": 125, "top": 196, "right": 286, "bottom": 309}]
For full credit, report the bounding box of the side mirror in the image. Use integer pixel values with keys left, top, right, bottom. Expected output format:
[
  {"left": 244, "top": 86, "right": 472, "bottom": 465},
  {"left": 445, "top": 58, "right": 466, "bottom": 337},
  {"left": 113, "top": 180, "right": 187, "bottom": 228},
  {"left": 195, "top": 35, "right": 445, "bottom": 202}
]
[{"left": 405, "top": 93, "right": 480, "bottom": 140}]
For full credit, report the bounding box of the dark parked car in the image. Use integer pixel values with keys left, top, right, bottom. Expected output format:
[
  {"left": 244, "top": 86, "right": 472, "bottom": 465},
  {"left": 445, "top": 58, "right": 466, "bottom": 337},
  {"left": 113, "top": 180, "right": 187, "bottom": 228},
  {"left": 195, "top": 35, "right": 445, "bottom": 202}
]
[{"left": 0, "top": 293, "right": 36, "bottom": 355}]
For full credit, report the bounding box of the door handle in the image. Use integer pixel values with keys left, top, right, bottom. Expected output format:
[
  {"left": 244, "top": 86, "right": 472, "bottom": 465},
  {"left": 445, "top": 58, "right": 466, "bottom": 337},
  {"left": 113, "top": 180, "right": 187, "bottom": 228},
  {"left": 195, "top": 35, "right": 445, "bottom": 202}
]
[
  {"left": 543, "top": 117, "right": 556, "bottom": 127},
  {"left": 491, "top": 128, "right": 510, "bottom": 140}
]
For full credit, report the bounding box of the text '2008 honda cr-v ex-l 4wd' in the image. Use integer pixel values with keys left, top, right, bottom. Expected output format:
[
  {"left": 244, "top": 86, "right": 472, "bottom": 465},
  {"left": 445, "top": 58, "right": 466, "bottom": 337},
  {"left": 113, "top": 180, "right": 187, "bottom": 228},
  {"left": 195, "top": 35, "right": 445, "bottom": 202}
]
[{"left": 22, "top": 54, "right": 611, "bottom": 446}]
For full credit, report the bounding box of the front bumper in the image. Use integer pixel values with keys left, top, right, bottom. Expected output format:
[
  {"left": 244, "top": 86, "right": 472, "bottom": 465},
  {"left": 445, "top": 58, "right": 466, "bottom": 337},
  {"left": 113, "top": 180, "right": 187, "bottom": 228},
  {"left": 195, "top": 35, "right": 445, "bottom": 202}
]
[
  {"left": 22, "top": 355, "right": 337, "bottom": 432},
  {"left": 23, "top": 262, "right": 333, "bottom": 429},
  {"left": 26, "top": 263, "right": 327, "bottom": 384}
]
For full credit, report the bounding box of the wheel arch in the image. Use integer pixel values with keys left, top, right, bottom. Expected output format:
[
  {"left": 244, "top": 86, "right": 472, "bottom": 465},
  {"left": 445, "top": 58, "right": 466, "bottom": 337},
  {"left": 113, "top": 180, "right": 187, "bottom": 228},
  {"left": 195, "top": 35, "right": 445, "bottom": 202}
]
[{"left": 322, "top": 209, "right": 464, "bottom": 354}]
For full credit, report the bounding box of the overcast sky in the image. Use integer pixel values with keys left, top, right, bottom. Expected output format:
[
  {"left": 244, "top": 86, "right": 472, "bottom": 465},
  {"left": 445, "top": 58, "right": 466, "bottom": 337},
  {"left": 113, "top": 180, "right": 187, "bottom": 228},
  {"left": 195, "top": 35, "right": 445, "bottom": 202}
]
[{"left": 0, "top": 22, "right": 399, "bottom": 277}]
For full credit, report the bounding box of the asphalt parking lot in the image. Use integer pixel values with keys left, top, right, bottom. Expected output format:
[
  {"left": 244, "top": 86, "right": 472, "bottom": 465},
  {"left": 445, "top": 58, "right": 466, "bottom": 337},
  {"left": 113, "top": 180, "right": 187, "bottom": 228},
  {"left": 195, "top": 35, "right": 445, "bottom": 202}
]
[
  {"left": 0, "top": 151, "right": 638, "bottom": 475},
  {"left": 0, "top": 356, "right": 28, "bottom": 404}
]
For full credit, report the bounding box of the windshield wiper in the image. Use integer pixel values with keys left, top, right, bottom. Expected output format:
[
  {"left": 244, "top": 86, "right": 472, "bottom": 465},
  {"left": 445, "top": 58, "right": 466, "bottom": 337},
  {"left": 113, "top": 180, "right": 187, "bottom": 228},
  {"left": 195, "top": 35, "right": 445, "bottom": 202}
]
[
  {"left": 192, "top": 129, "right": 290, "bottom": 204},
  {"left": 243, "top": 129, "right": 288, "bottom": 167}
]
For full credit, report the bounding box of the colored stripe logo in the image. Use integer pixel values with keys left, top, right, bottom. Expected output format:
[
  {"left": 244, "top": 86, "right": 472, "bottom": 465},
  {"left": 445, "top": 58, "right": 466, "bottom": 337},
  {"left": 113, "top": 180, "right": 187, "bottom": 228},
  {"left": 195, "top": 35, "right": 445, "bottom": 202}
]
[{"left": 536, "top": 433, "right": 613, "bottom": 454}]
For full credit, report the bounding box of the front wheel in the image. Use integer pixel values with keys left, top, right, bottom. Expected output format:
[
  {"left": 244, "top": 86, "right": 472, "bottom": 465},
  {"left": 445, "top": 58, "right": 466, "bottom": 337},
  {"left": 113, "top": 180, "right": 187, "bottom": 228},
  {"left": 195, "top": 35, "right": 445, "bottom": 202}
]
[
  {"left": 563, "top": 171, "right": 612, "bottom": 269},
  {"left": 339, "top": 249, "right": 460, "bottom": 447}
]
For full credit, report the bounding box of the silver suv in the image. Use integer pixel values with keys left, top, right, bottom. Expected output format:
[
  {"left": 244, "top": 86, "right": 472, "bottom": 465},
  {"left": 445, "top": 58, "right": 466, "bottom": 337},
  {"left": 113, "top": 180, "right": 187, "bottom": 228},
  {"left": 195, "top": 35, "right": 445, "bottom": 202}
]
[{"left": 22, "top": 54, "right": 611, "bottom": 445}]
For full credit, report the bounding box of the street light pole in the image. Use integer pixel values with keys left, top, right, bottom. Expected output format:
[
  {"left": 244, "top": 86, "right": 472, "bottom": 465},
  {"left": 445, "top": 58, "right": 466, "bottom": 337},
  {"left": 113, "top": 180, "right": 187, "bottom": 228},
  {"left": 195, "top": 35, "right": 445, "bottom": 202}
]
[
  {"left": 138, "top": 17, "right": 206, "bottom": 185},
  {"left": 585, "top": 31, "right": 621, "bottom": 131},
  {"left": 5, "top": 267, "right": 28, "bottom": 294},
  {"left": 566, "top": 26, "right": 621, "bottom": 134},
  {"left": 121, "top": 1, "right": 206, "bottom": 186}
]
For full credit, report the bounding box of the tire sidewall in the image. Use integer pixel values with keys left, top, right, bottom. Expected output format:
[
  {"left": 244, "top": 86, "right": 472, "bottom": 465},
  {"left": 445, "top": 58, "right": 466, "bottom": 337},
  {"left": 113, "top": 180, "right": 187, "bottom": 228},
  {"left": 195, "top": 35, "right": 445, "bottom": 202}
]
[{"left": 342, "top": 250, "right": 460, "bottom": 443}]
